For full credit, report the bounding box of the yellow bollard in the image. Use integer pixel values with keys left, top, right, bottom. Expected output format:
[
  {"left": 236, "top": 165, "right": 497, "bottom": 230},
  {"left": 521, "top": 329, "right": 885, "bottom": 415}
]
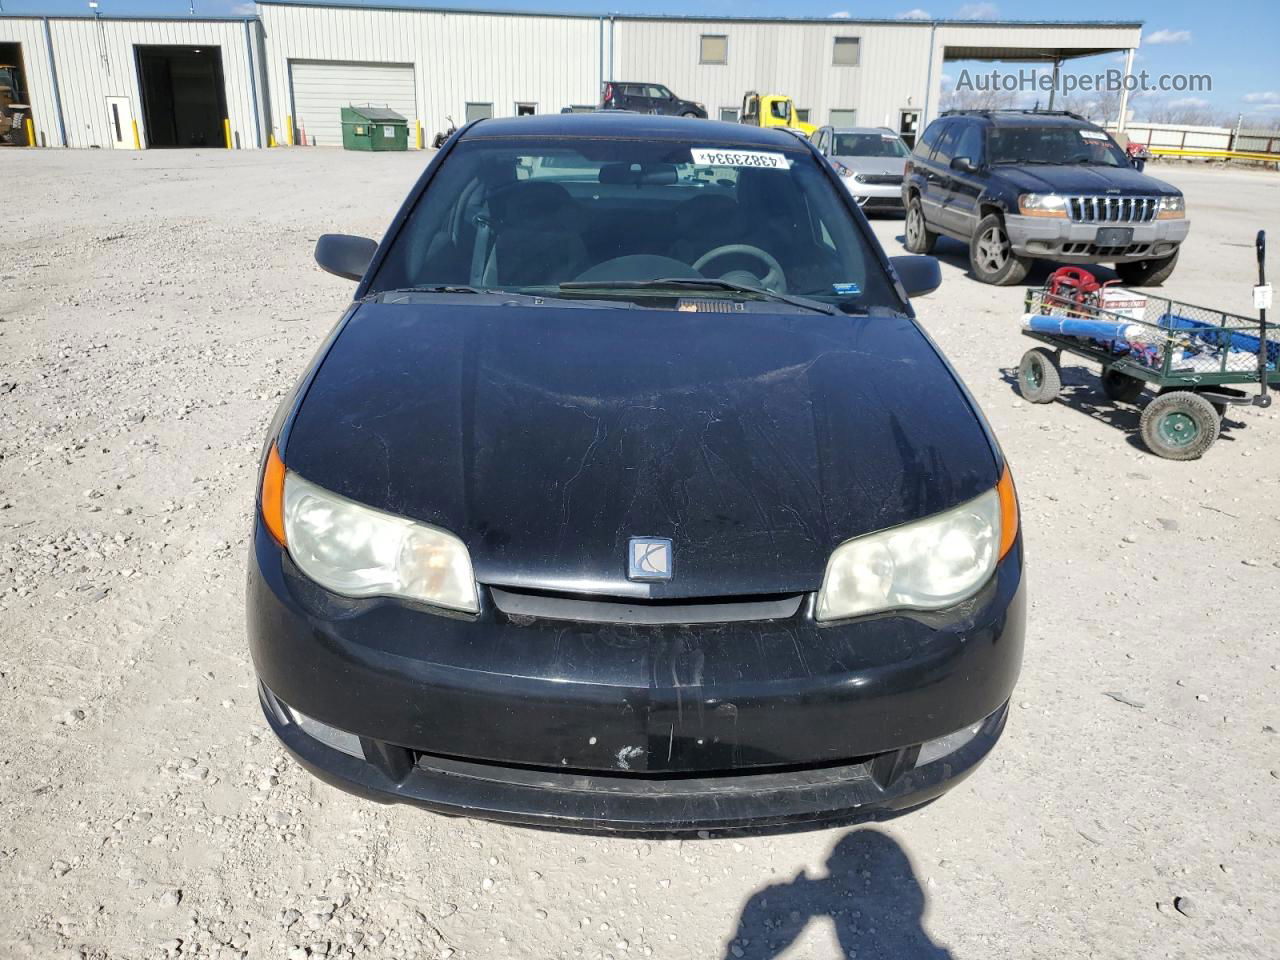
[
  {"left": 25, "top": 117, "right": 36, "bottom": 147},
  {"left": 224, "top": 118, "right": 232, "bottom": 149},
  {"left": 286, "top": 115, "right": 293, "bottom": 146},
  {"left": 131, "top": 119, "right": 141, "bottom": 150},
  {"left": 268, "top": 132, "right": 277, "bottom": 148},
  {"left": 416, "top": 120, "right": 423, "bottom": 149}
]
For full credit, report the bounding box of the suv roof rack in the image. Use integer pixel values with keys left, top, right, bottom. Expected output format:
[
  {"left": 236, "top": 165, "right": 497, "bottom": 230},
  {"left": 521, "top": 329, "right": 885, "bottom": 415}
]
[{"left": 941, "top": 108, "right": 1090, "bottom": 121}]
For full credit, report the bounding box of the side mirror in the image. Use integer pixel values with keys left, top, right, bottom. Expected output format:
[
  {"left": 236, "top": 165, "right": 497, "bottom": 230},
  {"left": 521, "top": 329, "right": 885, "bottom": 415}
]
[
  {"left": 1131, "top": 156, "right": 1147, "bottom": 173},
  {"left": 950, "top": 156, "right": 977, "bottom": 173},
  {"left": 889, "top": 255, "right": 942, "bottom": 298},
  {"left": 315, "top": 234, "right": 377, "bottom": 282}
]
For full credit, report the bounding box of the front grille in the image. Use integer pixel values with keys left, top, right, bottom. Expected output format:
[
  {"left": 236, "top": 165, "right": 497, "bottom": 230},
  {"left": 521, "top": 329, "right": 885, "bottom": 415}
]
[
  {"left": 489, "top": 586, "right": 804, "bottom": 625},
  {"left": 1066, "top": 195, "right": 1159, "bottom": 223},
  {"left": 857, "top": 173, "right": 903, "bottom": 185},
  {"left": 1060, "top": 241, "right": 1154, "bottom": 257}
]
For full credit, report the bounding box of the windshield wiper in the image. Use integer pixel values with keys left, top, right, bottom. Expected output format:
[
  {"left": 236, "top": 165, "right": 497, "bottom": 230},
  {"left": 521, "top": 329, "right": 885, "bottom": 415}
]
[
  {"left": 557, "top": 278, "right": 841, "bottom": 316},
  {"left": 381, "top": 284, "right": 494, "bottom": 295}
]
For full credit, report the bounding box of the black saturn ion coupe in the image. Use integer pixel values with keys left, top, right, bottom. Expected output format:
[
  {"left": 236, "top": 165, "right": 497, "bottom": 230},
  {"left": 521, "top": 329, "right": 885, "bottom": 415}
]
[{"left": 248, "top": 113, "right": 1024, "bottom": 832}]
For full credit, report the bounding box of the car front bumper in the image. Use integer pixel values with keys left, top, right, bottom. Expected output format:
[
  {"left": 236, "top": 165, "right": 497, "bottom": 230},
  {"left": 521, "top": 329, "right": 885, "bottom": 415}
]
[
  {"left": 843, "top": 179, "right": 905, "bottom": 211},
  {"left": 1004, "top": 213, "right": 1190, "bottom": 263},
  {"left": 248, "top": 518, "right": 1025, "bottom": 831}
]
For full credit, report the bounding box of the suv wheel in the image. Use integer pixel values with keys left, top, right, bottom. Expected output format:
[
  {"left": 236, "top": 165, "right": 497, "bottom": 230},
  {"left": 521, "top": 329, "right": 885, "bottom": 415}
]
[
  {"left": 904, "top": 197, "right": 937, "bottom": 254},
  {"left": 1114, "top": 250, "right": 1179, "bottom": 287},
  {"left": 971, "top": 214, "right": 1031, "bottom": 285},
  {"left": 681, "top": 111, "right": 699, "bottom": 118}
]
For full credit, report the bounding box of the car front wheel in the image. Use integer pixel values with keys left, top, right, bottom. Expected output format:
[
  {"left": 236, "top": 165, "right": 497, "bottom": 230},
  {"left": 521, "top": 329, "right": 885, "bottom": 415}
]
[
  {"left": 1114, "top": 250, "right": 1179, "bottom": 287},
  {"left": 970, "top": 214, "right": 1031, "bottom": 285},
  {"left": 904, "top": 197, "right": 937, "bottom": 254}
]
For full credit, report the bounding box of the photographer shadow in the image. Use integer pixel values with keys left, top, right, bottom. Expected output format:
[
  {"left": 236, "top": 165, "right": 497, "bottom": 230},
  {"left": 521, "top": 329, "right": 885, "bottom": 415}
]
[{"left": 723, "top": 828, "right": 952, "bottom": 960}]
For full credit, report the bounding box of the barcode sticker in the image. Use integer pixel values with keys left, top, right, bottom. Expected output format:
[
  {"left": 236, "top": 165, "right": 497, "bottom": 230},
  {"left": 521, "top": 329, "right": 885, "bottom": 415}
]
[{"left": 690, "top": 148, "right": 789, "bottom": 170}]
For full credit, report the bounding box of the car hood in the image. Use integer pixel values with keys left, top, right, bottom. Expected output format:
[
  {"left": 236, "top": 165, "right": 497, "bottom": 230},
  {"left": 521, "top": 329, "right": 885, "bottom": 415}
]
[
  {"left": 834, "top": 156, "right": 905, "bottom": 177},
  {"left": 284, "top": 302, "right": 998, "bottom": 599},
  {"left": 992, "top": 163, "right": 1180, "bottom": 196}
]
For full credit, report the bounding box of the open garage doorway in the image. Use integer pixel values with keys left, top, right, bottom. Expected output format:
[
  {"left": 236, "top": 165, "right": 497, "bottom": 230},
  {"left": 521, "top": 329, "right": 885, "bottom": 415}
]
[
  {"left": 135, "top": 45, "right": 228, "bottom": 148},
  {"left": 1, "top": 41, "right": 33, "bottom": 146}
]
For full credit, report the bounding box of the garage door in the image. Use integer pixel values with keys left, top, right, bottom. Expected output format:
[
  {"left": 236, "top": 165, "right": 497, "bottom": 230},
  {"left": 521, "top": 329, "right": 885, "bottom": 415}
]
[{"left": 290, "top": 60, "right": 417, "bottom": 147}]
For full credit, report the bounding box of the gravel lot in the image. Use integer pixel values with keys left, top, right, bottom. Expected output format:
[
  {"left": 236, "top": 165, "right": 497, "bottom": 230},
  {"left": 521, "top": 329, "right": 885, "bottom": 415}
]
[{"left": 1, "top": 148, "right": 1277, "bottom": 960}]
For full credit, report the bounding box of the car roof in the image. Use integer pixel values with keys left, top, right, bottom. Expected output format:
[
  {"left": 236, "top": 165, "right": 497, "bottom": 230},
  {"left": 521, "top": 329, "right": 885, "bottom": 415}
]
[
  {"left": 943, "top": 111, "right": 1099, "bottom": 129},
  {"left": 461, "top": 112, "right": 807, "bottom": 149},
  {"left": 829, "top": 127, "right": 900, "bottom": 136}
]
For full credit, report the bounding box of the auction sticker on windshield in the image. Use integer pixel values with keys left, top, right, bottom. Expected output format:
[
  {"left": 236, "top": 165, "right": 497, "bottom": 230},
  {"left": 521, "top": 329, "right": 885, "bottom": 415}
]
[{"left": 690, "top": 148, "right": 789, "bottom": 169}]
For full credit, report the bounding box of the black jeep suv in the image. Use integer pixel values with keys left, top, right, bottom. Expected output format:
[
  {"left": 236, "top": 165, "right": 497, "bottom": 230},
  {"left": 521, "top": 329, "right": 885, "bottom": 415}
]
[
  {"left": 902, "top": 110, "right": 1188, "bottom": 285},
  {"left": 600, "top": 81, "right": 707, "bottom": 119}
]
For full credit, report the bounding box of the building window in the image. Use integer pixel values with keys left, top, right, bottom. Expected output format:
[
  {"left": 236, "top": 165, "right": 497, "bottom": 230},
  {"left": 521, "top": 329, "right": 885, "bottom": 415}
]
[
  {"left": 796, "top": 108, "right": 811, "bottom": 123},
  {"left": 465, "top": 102, "right": 493, "bottom": 123},
  {"left": 719, "top": 107, "right": 739, "bottom": 123},
  {"left": 515, "top": 102, "right": 536, "bottom": 116},
  {"left": 700, "top": 34, "right": 728, "bottom": 65},
  {"left": 830, "top": 109, "right": 857, "bottom": 126},
  {"left": 833, "top": 37, "right": 860, "bottom": 66}
]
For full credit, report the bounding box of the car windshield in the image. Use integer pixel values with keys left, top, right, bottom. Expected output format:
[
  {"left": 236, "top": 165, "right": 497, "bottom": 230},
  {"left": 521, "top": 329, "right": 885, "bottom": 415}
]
[
  {"left": 370, "top": 135, "right": 900, "bottom": 311},
  {"left": 987, "top": 125, "right": 1129, "bottom": 167},
  {"left": 833, "top": 133, "right": 908, "bottom": 158}
]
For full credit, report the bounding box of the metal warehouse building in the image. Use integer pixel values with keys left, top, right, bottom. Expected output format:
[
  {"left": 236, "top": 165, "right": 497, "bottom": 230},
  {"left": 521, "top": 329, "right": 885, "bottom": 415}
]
[{"left": 2, "top": 3, "right": 1140, "bottom": 151}]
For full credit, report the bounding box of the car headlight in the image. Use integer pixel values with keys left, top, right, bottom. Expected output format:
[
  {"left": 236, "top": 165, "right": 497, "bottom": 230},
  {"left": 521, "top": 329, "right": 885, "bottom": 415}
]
[
  {"left": 1157, "top": 195, "right": 1185, "bottom": 220},
  {"left": 831, "top": 160, "right": 855, "bottom": 178},
  {"left": 1017, "top": 193, "right": 1068, "bottom": 218},
  {"left": 815, "top": 467, "right": 1018, "bottom": 623},
  {"left": 260, "top": 445, "right": 478, "bottom": 612}
]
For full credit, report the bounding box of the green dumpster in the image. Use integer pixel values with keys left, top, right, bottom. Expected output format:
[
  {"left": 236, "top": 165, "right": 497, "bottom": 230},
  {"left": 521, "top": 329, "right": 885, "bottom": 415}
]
[{"left": 340, "top": 105, "right": 409, "bottom": 151}]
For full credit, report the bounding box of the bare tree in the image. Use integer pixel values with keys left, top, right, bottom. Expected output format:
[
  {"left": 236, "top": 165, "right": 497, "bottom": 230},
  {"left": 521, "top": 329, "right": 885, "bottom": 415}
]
[
  {"left": 940, "top": 83, "right": 1018, "bottom": 112},
  {"left": 1139, "top": 98, "right": 1231, "bottom": 126}
]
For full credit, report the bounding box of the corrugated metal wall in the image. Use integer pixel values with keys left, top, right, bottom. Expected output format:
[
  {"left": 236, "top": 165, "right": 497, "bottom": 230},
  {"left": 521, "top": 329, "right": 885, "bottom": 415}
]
[
  {"left": 258, "top": 4, "right": 600, "bottom": 148},
  {"left": 610, "top": 18, "right": 935, "bottom": 130},
  {"left": 0, "top": 18, "right": 62, "bottom": 146},
  {"left": 36, "top": 17, "right": 264, "bottom": 149},
  {"left": 4, "top": 9, "right": 1143, "bottom": 150}
]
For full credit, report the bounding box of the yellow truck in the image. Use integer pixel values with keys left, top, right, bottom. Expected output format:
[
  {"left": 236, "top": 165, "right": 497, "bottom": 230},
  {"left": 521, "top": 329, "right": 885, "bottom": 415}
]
[{"left": 739, "top": 92, "right": 816, "bottom": 138}]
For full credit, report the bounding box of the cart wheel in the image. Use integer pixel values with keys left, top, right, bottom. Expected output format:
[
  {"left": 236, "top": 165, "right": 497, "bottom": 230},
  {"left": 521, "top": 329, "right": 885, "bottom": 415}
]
[
  {"left": 1139, "top": 391, "right": 1220, "bottom": 460},
  {"left": 1100, "top": 368, "right": 1145, "bottom": 404},
  {"left": 1017, "top": 349, "right": 1061, "bottom": 403}
]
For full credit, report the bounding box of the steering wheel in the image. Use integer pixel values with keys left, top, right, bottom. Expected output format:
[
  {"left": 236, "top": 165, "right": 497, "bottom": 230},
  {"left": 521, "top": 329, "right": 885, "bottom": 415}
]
[{"left": 693, "top": 244, "right": 786, "bottom": 292}]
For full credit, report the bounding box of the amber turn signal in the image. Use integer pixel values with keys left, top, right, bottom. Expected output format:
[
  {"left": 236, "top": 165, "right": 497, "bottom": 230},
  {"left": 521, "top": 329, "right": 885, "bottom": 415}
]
[
  {"left": 997, "top": 463, "right": 1018, "bottom": 560},
  {"left": 261, "top": 442, "right": 287, "bottom": 546}
]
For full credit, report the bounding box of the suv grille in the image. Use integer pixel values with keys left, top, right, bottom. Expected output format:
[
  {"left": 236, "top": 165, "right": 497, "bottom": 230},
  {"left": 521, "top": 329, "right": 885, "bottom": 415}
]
[{"left": 1067, "top": 195, "right": 1160, "bottom": 223}]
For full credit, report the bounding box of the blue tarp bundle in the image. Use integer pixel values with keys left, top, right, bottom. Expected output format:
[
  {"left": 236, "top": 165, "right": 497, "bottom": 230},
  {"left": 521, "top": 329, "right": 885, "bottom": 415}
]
[
  {"left": 1022, "top": 313, "right": 1146, "bottom": 341},
  {"left": 1159, "top": 313, "right": 1279, "bottom": 370}
]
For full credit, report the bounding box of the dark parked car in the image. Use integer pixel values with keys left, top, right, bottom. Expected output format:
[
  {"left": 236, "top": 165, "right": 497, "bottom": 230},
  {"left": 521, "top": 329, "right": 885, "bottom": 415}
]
[
  {"left": 601, "top": 81, "right": 706, "bottom": 118},
  {"left": 902, "top": 110, "right": 1189, "bottom": 285},
  {"left": 248, "top": 113, "right": 1024, "bottom": 832}
]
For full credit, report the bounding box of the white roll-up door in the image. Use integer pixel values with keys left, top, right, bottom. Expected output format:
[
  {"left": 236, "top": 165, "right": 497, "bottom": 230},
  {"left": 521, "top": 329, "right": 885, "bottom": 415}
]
[{"left": 289, "top": 60, "right": 417, "bottom": 147}]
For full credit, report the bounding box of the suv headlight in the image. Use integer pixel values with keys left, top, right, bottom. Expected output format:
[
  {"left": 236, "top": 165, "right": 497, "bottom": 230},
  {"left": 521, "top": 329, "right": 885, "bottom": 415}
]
[
  {"left": 1017, "top": 193, "right": 1068, "bottom": 218},
  {"left": 815, "top": 467, "right": 1018, "bottom": 623},
  {"left": 261, "top": 446, "right": 478, "bottom": 613},
  {"left": 1156, "top": 195, "right": 1185, "bottom": 220}
]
